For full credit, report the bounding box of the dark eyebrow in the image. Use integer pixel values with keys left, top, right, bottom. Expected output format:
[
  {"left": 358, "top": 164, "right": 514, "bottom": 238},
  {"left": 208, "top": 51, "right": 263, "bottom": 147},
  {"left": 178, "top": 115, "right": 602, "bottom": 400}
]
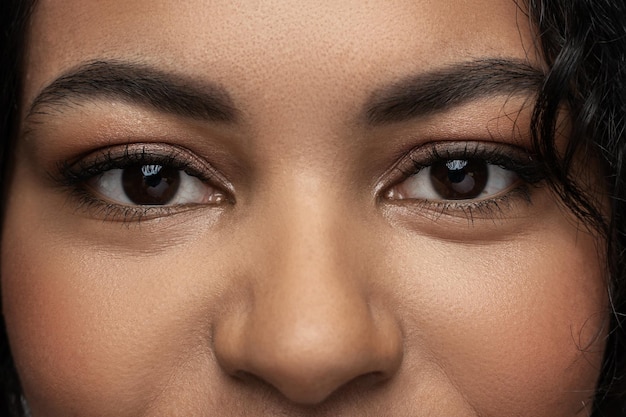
[
  {"left": 365, "top": 58, "right": 544, "bottom": 125},
  {"left": 27, "top": 60, "right": 237, "bottom": 123}
]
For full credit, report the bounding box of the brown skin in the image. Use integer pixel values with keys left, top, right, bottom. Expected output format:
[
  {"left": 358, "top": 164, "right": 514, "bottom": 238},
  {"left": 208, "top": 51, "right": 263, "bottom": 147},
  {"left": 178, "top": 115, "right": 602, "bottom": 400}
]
[{"left": 1, "top": 0, "right": 609, "bottom": 416}]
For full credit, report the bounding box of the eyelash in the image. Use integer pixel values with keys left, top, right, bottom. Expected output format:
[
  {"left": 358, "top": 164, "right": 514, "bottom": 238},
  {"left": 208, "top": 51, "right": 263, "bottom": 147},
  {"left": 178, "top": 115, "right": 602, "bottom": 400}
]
[
  {"left": 55, "top": 144, "right": 226, "bottom": 223},
  {"left": 384, "top": 141, "right": 546, "bottom": 220},
  {"left": 53, "top": 141, "right": 544, "bottom": 224}
]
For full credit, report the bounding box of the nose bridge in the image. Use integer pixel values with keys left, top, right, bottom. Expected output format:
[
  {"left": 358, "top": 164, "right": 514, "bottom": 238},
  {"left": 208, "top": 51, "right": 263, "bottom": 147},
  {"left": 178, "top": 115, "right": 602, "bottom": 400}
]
[
  {"left": 214, "top": 172, "right": 403, "bottom": 404},
  {"left": 254, "top": 171, "right": 371, "bottom": 353},
  {"left": 268, "top": 172, "right": 352, "bottom": 288}
]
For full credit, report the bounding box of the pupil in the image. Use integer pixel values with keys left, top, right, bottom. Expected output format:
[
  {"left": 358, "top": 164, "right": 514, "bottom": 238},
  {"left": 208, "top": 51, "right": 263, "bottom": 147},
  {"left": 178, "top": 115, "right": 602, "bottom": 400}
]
[
  {"left": 430, "top": 159, "right": 489, "bottom": 200},
  {"left": 122, "top": 164, "right": 181, "bottom": 205}
]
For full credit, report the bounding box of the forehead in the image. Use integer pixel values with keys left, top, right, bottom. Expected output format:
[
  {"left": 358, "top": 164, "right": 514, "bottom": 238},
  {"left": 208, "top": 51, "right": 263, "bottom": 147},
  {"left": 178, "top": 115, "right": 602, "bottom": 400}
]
[{"left": 23, "top": 0, "right": 539, "bottom": 113}]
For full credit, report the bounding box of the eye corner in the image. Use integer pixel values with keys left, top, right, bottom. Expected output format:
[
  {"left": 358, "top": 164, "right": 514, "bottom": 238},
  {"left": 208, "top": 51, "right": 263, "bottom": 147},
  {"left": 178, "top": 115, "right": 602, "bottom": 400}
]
[
  {"left": 52, "top": 142, "right": 236, "bottom": 222},
  {"left": 376, "top": 140, "right": 545, "bottom": 223}
]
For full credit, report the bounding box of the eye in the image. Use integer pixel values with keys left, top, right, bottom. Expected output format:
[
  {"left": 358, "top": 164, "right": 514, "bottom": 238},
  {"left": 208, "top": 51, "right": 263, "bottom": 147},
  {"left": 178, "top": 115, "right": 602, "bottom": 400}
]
[
  {"left": 382, "top": 142, "right": 546, "bottom": 221},
  {"left": 89, "top": 164, "right": 226, "bottom": 206},
  {"left": 386, "top": 150, "right": 526, "bottom": 203},
  {"left": 389, "top": 158, "right": 519, "bottom": 201}
]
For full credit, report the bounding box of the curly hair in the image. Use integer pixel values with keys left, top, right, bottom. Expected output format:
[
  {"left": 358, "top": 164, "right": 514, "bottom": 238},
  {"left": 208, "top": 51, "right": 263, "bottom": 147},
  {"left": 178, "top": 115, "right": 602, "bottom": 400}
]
[
  {"left": 0, "top": 0, "right": 625, "bottom": 416},
  {"left": 525, "top": 1, "right": 626, "bottom": 415}
]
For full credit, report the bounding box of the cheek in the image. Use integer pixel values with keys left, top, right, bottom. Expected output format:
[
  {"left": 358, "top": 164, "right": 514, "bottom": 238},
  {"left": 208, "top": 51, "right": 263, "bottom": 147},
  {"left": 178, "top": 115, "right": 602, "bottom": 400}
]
[
  {"left": 0, "top": 169, "right": 609, "bottom": 417},
  {"left": 0, "top": 219, "right": 222, "bottom": 415},
  {"left": 393, "top": 226, "right": 608, "bottom": 414}
]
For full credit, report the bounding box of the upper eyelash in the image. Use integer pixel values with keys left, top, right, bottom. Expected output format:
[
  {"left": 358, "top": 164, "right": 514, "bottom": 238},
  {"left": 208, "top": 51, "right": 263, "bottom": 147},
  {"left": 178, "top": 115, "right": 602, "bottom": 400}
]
[
  {"left": 56, "top": 145, "right": 210, "bottom": 187},
  {"left": 51, "top": 144, "right": 227, "bottom": 223},
  {"left": 405, "top": 142, "right": 546, "bottom": 186},
  {"left": 55, "top": 141, "right": 544, "bottom": 223},
  {"left": 384, "top": 141, "right": 547, "bottom": 221}
]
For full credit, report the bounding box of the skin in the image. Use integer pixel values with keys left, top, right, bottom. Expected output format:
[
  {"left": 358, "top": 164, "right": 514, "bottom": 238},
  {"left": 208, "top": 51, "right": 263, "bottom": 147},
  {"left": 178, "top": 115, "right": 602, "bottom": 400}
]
[{"left": 0, "top": 0, "right": 610, "bottom": 416}]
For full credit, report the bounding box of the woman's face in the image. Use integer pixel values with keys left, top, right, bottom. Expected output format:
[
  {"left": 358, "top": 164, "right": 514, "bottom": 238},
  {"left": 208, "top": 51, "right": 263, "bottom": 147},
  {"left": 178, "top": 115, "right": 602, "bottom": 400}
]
[{"left": 1, "top": 0, "right": 609, "bottom": 416}]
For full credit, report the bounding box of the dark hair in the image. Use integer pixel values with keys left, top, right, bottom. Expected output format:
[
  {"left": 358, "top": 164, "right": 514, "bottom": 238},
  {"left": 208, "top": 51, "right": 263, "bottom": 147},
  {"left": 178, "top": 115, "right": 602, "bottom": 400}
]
[
  {"left": 525, "top": 1, "right": 626, "bottom": 415},
  {"left": 0, "top": 1, "right": 36, "bottom": 416},
  {"left": 1, "top": 0, "right": 625, "bottom": 416}
]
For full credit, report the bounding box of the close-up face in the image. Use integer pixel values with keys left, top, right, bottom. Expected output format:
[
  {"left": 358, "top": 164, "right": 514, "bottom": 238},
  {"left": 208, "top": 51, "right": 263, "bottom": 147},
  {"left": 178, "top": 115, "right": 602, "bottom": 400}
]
[{"left": 0, "top": 0, "right": 611, "bottom": 416}]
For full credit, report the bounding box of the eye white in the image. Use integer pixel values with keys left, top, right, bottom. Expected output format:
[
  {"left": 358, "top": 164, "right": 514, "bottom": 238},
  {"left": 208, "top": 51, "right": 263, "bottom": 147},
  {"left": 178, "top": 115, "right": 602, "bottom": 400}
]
[
  {"left": 93, "top": 168, "right": 221, "bottom": 205},
  {"left": 393, "top": 164, "right": 519, "bottom": 201}
]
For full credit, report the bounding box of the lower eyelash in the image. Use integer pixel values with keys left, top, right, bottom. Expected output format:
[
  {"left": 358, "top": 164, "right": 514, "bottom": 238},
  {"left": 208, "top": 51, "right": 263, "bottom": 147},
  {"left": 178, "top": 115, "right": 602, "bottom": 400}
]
[
  {"left": 384, "top": 141, "right": 545, "bottom": 221},
  {"left": 422, "top": 184, "right": 533, "bottom": 224},
  {"left": 65, "top": 185, "right": 177, "bottom": 223},
  {"left": 51, "top": 144, "right": 225, "bottom": 223}
]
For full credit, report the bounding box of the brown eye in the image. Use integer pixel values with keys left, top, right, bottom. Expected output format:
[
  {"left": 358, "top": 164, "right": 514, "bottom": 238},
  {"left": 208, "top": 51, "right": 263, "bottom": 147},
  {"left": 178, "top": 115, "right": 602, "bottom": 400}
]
[
  {"left": 388, "top": 158, "right": 519, "bottom": 202},
  {"left": 88, "top": 165, "right": 225, "bottom": 206},
  {"left": 122, "top": 165, "right": 180, "bottom": 205},
  {"left": 430, "top": 159, "right": 488, "bottom": 200}
]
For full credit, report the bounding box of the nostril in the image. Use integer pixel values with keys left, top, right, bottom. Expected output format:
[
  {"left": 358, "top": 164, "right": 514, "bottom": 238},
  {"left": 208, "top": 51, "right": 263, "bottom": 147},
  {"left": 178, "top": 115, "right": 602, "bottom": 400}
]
[
  {"left": 229, "top": 368, "right": 393, "bottom": 406},
  {"left": 336, "top": 371, "right": 391, "bottom": 396},
  {"left": 215, "top": 313, "right": 404, "bottom": 405},
  {"left": 232, "top": 370, "right": 279, "bottom": 388},
  {"left": 350, "top": 371, "right": 388, "bottom": 387},
  {"left": 232, "top": 370, "right": 255, "bottom": 382},
  {"left": 212, "top": 254, "right": 405, "bottom": 406},
  {"left": 232, "top": 370, "right": 278, "bottom": 392}
]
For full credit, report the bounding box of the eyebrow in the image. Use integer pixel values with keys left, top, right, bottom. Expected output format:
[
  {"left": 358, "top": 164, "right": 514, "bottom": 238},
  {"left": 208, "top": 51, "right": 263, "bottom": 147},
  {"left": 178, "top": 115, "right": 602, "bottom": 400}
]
[
  {"left": 365, "top": 58, "right": 544, "bottom": 125},
  {"left": 27, "top": 58, "right": 543, "bottom": 127},
  {"left": 27, "top": 60, "right": 237, "bottom": 123}
]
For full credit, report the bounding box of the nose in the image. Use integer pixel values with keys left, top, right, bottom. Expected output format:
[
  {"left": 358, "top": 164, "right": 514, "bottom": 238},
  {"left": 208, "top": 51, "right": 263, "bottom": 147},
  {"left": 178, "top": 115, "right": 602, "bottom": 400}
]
[{"left": 213, "top": 193, "right": 403, "bottom": 405}]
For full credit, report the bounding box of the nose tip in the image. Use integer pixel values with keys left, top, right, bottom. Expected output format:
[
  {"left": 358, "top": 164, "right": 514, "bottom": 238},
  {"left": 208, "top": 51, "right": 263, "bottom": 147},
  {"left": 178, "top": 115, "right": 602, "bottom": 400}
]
[
  {"left": 214, "top": 295, "right": 403, "bottom": 405},
  {"left": 213, "top": 190, "right": 403, "bottom": 405}
]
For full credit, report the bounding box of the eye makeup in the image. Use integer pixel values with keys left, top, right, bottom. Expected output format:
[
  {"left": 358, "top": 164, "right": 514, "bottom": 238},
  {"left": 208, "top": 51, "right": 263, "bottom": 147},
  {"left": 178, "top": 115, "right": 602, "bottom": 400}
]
[
  {"left": 382, "top": 141, "right": 546, "bottom": 221},
  {"left": 51, "top": 143, "right": 233, "bottom": 222}
]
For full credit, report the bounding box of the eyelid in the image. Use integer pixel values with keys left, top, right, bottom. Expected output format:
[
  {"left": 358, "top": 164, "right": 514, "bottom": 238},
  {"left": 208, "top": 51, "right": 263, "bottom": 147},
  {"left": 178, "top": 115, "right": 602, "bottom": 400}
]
[
  {"left": 51, "top": 142, "right": 235, "bottom": 223},
  {"left": 57, "top": 142, "right": 235, "bottom": 199},
  {"left": 377, "top": 140, "right": 547, "bottom": 222},
  {"left": 381, "top": 141, "right": 544, "bottom": 193}
]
